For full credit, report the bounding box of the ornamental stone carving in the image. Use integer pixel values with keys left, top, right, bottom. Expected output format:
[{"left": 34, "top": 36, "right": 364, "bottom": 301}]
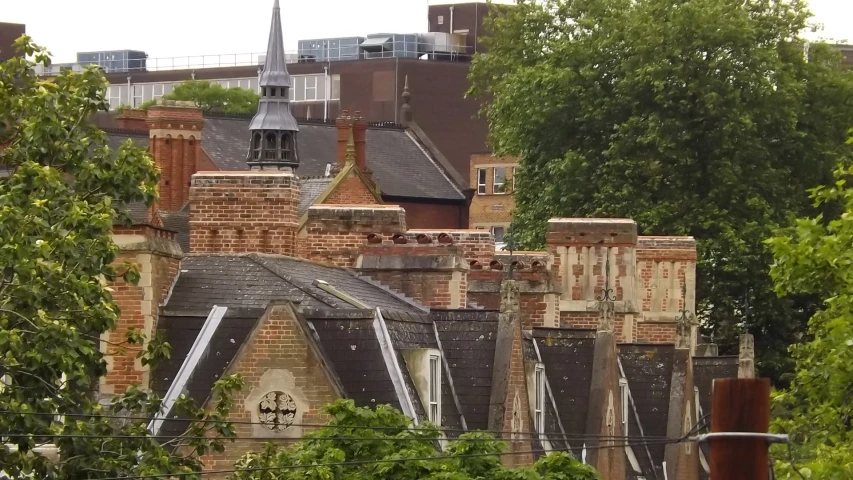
[{"left": 258, "top": 391, "right": 297, "bottom": 432}]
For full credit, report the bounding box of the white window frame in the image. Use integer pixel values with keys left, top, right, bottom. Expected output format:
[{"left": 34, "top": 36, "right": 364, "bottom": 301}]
[
  {"left": 132, "top": 85, "right": 144, "bottom": 108},
  {"left": 493, "top": 167, "right": 507, "bottom": 194},
  {"left": 477, "top": 168, "right": 487, "bottom": 195},
  {"left": 108, "top": 85, "right": 122, "bottom": 109},
  {"left": 534, "top": 363, "right": 545, "bottom": 437},
  {"left": 330, "top": 74, "right": 341, "bottom": 100},
  {"left": 152, "top": 83, "right": 165, "bottom": 100},
  {"left": 620, "top": 378, "right": 629, "bottom": 435},
  {"left": 428, "top": 353, "right": 441, "bottom": 424},
  {"left": 305, "top": 75, "right": 318, "bottom": 101}
]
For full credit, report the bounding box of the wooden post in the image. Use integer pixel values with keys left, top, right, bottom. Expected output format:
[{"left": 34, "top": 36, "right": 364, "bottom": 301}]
[{"left": 710, "top": 378, "right": 771, "bottom": 480}]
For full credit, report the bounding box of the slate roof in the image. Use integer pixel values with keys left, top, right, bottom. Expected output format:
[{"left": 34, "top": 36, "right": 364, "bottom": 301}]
[
  {"left": 158, "top": 207, "right": 190, "bottom": 252},
  {"left": 431, "top": 310, "right": 498, "bottom": 431},
  {"left": 618, "top": 344, "right": 676, "bottom": 479},
  {"left": 693, "top": 356, "right": 738, "bottom": 417},
  {"left": 307, "top": 310, "right": 402, "bottom": 409},
  {"left": 532, "top": 328, "right": 597, "bottom": 453},
  {"left": 150, "top": 308, "right": 263, "bottom": 438},
  {"left": 201, "top": 116, "right": 465, "bottom": 200},
  {"left": 298, "top": 177, "right": 333, "bottom": 217},
  {"left": 165, "top": 254, "right": 425, "bottom": 313}
]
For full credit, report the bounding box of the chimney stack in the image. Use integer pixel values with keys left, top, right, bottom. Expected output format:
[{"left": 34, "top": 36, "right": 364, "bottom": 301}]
[
  {"left": 335, "top": 110, "right": 369, "bottom": 174},
  {"left": 146, "top": 100, "right": 204, "bottom": 211}
]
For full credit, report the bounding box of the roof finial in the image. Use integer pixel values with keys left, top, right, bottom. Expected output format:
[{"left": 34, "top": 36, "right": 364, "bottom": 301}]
[
  {"left": 400, "top": 75, "right": 413, "bottom": 127},
  {"left": 345, "top": 125, "right": 356, "bottom": 164}
]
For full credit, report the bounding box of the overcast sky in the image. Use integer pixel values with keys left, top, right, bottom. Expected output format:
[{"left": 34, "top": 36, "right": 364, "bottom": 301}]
[{"left": 2, "top": 0, "right": 851, "bottom": 63}]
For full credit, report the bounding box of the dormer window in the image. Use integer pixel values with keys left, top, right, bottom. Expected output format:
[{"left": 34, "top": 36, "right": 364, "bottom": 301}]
[
  {"left": 428, "top": 353, "right": 441, "bottom": 423},
  {"left": 533, "top": 363, "right": 544, "bottom": 436},
  {"left": 402, "top": 348, "right": 443, "bottom": 426}
]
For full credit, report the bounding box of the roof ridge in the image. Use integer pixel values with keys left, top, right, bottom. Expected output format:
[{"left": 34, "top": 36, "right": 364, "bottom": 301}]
[
  {"left": 246, "top": 253, "right": 342, "bottom": 309},
  {"left": 403, "top": 129, "right": 466, "bottom": 199},
  {"left": 351, "top": 272, "right": 429, "bottom": 313}
]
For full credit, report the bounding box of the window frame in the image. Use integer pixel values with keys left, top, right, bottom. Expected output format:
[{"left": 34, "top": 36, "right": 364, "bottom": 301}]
[
  {"left": 477, "top": 168, "right": 487, "bottom": 195},
  {"left": 534, "top": 363, "right": 545, "bottom": 436},
  {"left": 620, "top": 378, "right": 629, "bottom": 435},
  {"left": 304, "top": 75, "right": 318, "bottom": 101},
  {"left": 131, "top": 84, "right": 144, "bottom": 108},
  {"left": 491, "top": 225, "right": 506, "bottom": 244},
  {"left": 493, "top": 167, "right": 507, "bottom": 195},
  {"left": 428, "top": 353, "right": 442, "bottom": 425}
]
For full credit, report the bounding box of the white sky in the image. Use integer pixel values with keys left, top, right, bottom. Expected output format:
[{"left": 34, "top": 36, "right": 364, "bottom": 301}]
[{"left": 1, "top": 0, "right": 851, "bottom": 63}]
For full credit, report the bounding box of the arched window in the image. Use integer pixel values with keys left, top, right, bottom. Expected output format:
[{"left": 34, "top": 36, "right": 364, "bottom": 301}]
[
  {"left": 252, "top": 132, "right": 262, "bottom": 160},
  {"left": 265, "top": 132, "right": 277, "bottom": 160},
  {"left": 281, "top": 133, "right": 291, "bottom": 160}
]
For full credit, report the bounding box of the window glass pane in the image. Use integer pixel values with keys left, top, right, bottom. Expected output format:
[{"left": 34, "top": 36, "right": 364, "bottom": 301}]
[
  {"left": 492, "top": 226, "right": 505, "bottom": 243},
  {"left": 331, "top": 74, "right": 341, "bottom": 99},
  {"left": 477, "top": 168, "right": 486, "bottom": 194},
  {"left": 316, "top": 75, "right": 326, "bottom": 100},
  {"left": 295, "top": 76, "right": 305, "bottom": 101},
  {"left": 305, "top": 75, "right": 317, "bottom": 100},
  {"left": 493, "top": 167, "right": 507, "bottom": 194}
]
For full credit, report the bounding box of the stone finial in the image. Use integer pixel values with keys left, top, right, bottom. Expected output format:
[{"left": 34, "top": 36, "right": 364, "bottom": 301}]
[
  {"left": 344, "top": 125, "right": 356, "bottom": 164},
  {"left": 400, "top": 75, "right": 413, "bottom": 127},
  {"left": 738, "top": 334, "right": 755, "bottom": 379}
]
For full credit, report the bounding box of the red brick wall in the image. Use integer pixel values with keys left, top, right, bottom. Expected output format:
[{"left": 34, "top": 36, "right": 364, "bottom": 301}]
[
  {"left": 363, "top": 270, "right": 466, "bottom": 309},
  {"left": 393, "top": 201, "right": 466, "bottom": 230},
  {"left": 635, "top": 323, "right": 677, "bottom": 344},
  {"left": 499, "top": 289, "right": 534, "bottom": 467},
  {"left": 296, "top": 205, "right": 406, "bottom": 267},
  {"left": 322, "top": 174, "right": 380, "bottom": 205},
  {"left": 201, "top": 305, "right": 340, "bottom": 472},
  {"left": 104, "top": 250, "right": 179, "bottom": 395},
  {"left": 189, "top": 172, "right": 299, "bottom": 255}
]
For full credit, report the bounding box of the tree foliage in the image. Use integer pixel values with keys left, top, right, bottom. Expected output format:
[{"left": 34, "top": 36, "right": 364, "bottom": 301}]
[
  {"left": 469, "top": 0, "right": 853, "bottom": 383},
  {"left": 0, "top": 37, "right": 242, "bottom": 478},
  {"left": 139, "top": 79, "right": 259, "bottom": 114},
  {"left": 768, "top": 158, "right": 853, "bottom": 479},
  {"left": 235, "top": 399, "right": 600, "bottom": 480}
]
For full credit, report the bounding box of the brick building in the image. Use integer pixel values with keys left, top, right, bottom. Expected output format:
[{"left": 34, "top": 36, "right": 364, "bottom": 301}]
[
  {"left": 468, "top": 153, "right": 519, "bottom": 246},
  {"left": 103, "top": 2, "right": 748, "bottom": 479},
  {"left": 0, "top": 22, "right": 25, "bottom": 62}
]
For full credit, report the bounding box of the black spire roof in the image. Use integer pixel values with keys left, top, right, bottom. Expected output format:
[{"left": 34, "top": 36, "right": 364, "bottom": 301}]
[{"left": 247, "top": 0, "right": 300, "bottom": 170}]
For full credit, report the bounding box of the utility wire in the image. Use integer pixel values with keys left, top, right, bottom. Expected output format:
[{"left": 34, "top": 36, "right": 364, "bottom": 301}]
[
  {"left": 0, "top": 410, "right": 669, "bottom": 440},
  {"left": 93, "top": 438, "right": 686, "bottom": 480}
]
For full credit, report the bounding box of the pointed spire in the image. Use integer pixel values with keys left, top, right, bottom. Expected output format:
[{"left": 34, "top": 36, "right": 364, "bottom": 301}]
[
  {"left": 260, "top": 0, "right": 290, "bottom": 88},
  {"left": 246, "top": 0, "right": 300, "bottom": 170},
  {"left": 400, "top": 75, "right": 413, "bottom": 127},
  {"left": 345, "top": 126, "right": 356, "bottom": 164}
]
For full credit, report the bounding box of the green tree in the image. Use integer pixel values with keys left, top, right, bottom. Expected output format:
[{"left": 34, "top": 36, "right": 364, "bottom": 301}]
[
  {"left": 469, "top": 0, "right": 853, "bottom": 383},
  {"left": 234, "top": 400, "right": 600, "bottom": 479},
  {"left": 767, "top": 159, "right": 853, "bottom": 479},
  {"left": 0, "top": 37, "right": 242, "bottom": 478},
  {"left": 140, "top": 79, "right": 259, "bottom": 114}
]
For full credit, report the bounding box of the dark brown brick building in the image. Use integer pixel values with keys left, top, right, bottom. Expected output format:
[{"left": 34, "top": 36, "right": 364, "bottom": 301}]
[{"left": 0, "top": 22, "right": 25, "bottom": 62}]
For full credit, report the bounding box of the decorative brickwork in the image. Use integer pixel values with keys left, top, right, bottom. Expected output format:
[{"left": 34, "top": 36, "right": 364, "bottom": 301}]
[
  {"left": 189, "top": 172, "right": 299, "bottom": 255},
  {"left": 147, "top": 100, "right": 204, "bottom": 211},
  {"left": 406, "top": 229, "right": 496, "bottom": 265},
  {"left": 103, "top": 233, "right": 181, "bottom": 396},
  {"left": 322, "top": 174, "right": 381, "bottom": 205},
  {"left": 201, "top": 304, "right": 341, "bottom": 473},
  {"left": 296, "top": 205, "right": 406, "bottom": 267}
]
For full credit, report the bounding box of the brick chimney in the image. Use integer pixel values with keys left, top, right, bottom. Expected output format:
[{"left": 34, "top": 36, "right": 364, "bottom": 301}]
[
  {"left": 546, "top": 219, "right": 639, "bottom": 340},
  {"left": 355, "top": 232, "right": 469, "bottom": 309},
  {"left": 147, "top": 100, "right": 204, "bottom": 212},
  {"left": 335, "top": 110, "right": 369, "bottom": 174},
  {"left": 297, "top": 205, "right": 406, "bottom": 267},
  {"left": 189, "top": 171, "right": 299, "bottom": 255},
  {"left": 104, "top": 226, "right": 182, "bottom": 398},
  {"left": 116, "top": 108, "right": 149, "bottom": 131}
]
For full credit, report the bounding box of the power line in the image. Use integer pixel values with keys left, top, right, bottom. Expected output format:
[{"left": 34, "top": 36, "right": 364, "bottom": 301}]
[
  {"left": 93, "top": 439, "right": 685, "bottom": 480},
  {"left": 0, "top": 410, "right": 669, "bottom": 440}
]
